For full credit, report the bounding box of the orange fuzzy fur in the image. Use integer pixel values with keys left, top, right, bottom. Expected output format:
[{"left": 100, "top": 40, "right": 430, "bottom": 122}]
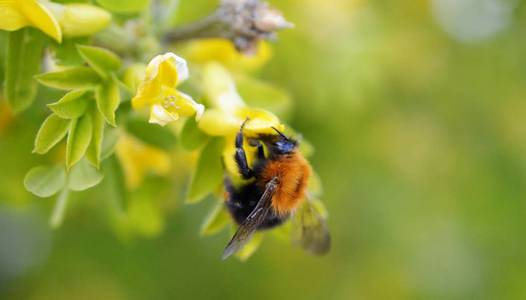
[{"left": 260, "top": 151, "right": 311, "bottom": 215}]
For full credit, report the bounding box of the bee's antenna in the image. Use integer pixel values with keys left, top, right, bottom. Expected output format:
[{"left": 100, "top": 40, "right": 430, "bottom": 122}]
[
  {"left": 240, "top": 118, "right": 250, "bottom": 130},
  {"left": 271, "top": 126, "right": 289, "bottom": 140}
]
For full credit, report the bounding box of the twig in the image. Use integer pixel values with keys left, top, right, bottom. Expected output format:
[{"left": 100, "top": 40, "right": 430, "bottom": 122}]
[{"left": 163, "top": 0, "right": 293, "bottom": 54}]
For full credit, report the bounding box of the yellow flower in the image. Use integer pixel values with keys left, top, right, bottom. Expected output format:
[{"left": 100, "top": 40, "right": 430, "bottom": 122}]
[
  {"left": 183, "top": 38, "right": 272, "bottom": 72},
  {"left": 116, "top": 134, "right": 171, "bottom": 189},
  {"left": 0, "top": 0, "right": 62, "bottom": 42},
  {"left": 132, "top": 53, "right": 204, "bottom": 126},
  {"left": 197, "top": 62, "right": 284, "bottom": 137},
  {"left": 196, "top": 63, "right": 285, "bottom": 181}
]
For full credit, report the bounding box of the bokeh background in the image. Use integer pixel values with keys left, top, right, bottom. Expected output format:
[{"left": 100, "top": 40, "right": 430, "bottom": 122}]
[{"left": 2, "top": 0, "right": 526, "bottom": 299}]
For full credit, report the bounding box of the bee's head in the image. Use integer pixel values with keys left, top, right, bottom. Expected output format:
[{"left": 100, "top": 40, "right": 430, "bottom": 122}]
[{"left": 258, "top": 127, "right": 298, "bottom": 155}]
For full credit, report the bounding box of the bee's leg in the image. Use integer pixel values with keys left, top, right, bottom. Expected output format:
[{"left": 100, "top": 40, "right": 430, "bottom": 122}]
[{"left": 234, "top": 120, "right": 254, "bottom": 179}]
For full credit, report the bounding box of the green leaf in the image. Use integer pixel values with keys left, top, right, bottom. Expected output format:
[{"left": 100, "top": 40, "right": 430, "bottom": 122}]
[
  {"left": 66, "top": 114, "right": 93, "bottom": 169},
  {"left": 77, "top": 45, "right": 121, "bottom": 78},
  {"left": 86, "top": 107, "right": 105, "bottom": 168},
  {"left": 47, "top": 89, "right": 90, "bottom": 119},
  {"left": 101, "top": 155, "right": 126, "bottom": 218},
  {"left": 95, "top": 76, "right": 120, "bottom": 126},
  {"left": 186, "top": 138, "right": 225, "bottom": 204},
  {"left": 180, "top": 117, "right": 208, "bottom": 151},
  {"left": 115, "top": 77, "right": 134, "bottom": 101},
  {"left": 24, "top": 165, "right": 66, "bottom": 198},
  {"left": 235, "top": 232, "right": 264, "bottom": 261},
  {"left": 33, "top": 114, "right": 70, "bottom": 154},
  {"left": 68, "top": 159, "right": 104, "bottom": 191},
  {"left": 4, "top": 28, "right": 46, "bottom": 113},
  {"left": 52, "top": 37, "right": 89, "bottom": 66},
  {"left": 96, "top": 0, "right": 151, "bottom": 14},
  {"left": 237, "top": 75, "right": 292, "bottom": 119},
  {"left": 126, "top": 115, "right": 177, "bottom": 150},
  {"left": 36, "top": 66, "right": 101, "bottom": 90},
  {"left": 101, "top": 128, "right": 120, "bottom": 160},
  {"left": 200, "top": 200, "right": 230, "bottom": 236}
]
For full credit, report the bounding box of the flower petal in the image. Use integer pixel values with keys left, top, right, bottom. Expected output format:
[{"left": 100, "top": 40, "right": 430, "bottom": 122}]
[
  {"left": 184, "top": 38, "right": 272, "bottom": 72},
  {"left": 0, "top": 1, "right": 30, "bottom": 31},
  {"left": 144, "top": 54, "right": 164, "bottom": 81},
  {"left": 198, "top": 107, "right": 282, "bottom": 137},
  {"left": 162, "top": 52, "right": 189, "bottom": 83},
  {"left": 202, "top": 63, "right": 246, "bottom": 113},
  {"left": 176, "top": 92, "right": 205, "bottom": 120},
  {"left": 149, "top": 104, "right": 179, "bottom": 126},
  {"left": 198, "top": 109, "right": 240, "bottom": 136},
  {"left": 131, "top": 80, "right": 160, "bottom": 109},
  {"left": 236, "top": 107, "right": 284, "bottom": 136},
  {"left": 144, "top": 52, "right": 188, "bottom": 85},
  {"left": 19, "top": 0, "right": 62, "bottom": 42}
]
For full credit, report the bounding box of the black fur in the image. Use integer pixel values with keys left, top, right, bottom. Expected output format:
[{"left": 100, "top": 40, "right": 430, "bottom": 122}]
[
  {"left": 225, "top": 123, "right": 297, "bottom": 230},
  {"left": 224, "top": 178, "right": 288, "bottom": 229}
]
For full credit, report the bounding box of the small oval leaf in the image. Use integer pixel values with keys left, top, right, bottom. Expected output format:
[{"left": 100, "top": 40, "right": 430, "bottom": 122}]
[
  {"left": 77, "top": 45, "right": 122, "bottom": 78},
  {"left": 24, "top": 165, "right": 66, "bottom": 198},
  {"left": 52, "top": 37, "right": 89, "bottom": 66},
  {"left": 66, "top": 114, "right": 93, "bottom": 169},
  {"left": 101, "top": 128, "right": 120, "bottom": 160},
  {"left": 200, "top": 200, "right": 230, "bottom": 236},
  {"left": 186, "top": 138, "right": 225, "bottom": 204},
  {"left": 4, "top": 29, "right": 46, "bottom": 113},
  {"left": 86, "top": 108, "right": 105, "bottom": 168},
  {"left": 95, "top": 76, "right": 120, "bottom": 126},
  {"left": 47, "top": 89, "right": 90, "bottom": 119},
  {"left": 68, "top": 159, "right": 104, "bottom": 191},
  {"left": 36, "top": 66, "right": 101, "bottom": 90},
  {"left": 235, "top": 232, "right": 264, "bottom": 261},
  {"left": 33, "top": 114, "right": 70, "bottom": 154}
]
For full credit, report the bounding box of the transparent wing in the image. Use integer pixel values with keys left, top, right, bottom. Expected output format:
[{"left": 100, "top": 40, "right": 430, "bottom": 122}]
[
  {"left": 291, "top": 199, "right": 331, "bottom": 255},
  {"left": 222, "top": 177, "right": 279, "bottom": 260}
]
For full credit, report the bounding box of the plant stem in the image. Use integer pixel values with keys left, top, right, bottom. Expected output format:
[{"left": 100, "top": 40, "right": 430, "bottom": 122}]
[
  {"left": 163, "top": 13, "right": 226, "bottom": 43},
  {"left": 162, "top": 0, "right": 292, "bottom": 53},
  {"left": 50, "top": 187, "right": 70, "bottom": 229}
]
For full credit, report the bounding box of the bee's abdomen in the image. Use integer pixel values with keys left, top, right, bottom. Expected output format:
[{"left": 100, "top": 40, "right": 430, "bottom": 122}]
[{"left": 224, "top": 180, "right": 287, "bottom": 229}]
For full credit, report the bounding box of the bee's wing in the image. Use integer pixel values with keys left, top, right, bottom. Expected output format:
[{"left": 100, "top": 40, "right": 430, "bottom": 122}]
[
  {"left": 291, "top": 199, "right": 331, "bottom": 255},
  {"left": 222, "top": 177, "right": 279, "bottom": 260}
]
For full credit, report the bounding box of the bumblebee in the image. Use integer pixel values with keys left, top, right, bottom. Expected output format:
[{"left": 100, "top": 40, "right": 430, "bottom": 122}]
[{"left": 222, "top": 120, "right": 331, "bottom": 259}]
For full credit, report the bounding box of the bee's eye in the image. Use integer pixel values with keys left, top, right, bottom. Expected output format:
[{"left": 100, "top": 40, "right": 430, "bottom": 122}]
[{"left": 275, "top": 141, "right": 295, "bottom": 153}]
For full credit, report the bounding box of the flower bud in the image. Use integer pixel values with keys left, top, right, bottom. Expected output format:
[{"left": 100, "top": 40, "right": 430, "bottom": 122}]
[{"left": 46, "top": 3, "right": 111, "bottom": 37}]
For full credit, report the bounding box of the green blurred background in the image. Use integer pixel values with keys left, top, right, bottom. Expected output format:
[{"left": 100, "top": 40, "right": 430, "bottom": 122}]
[{"left": 2, "top": 0, "right": 526, "bottom": 299}]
